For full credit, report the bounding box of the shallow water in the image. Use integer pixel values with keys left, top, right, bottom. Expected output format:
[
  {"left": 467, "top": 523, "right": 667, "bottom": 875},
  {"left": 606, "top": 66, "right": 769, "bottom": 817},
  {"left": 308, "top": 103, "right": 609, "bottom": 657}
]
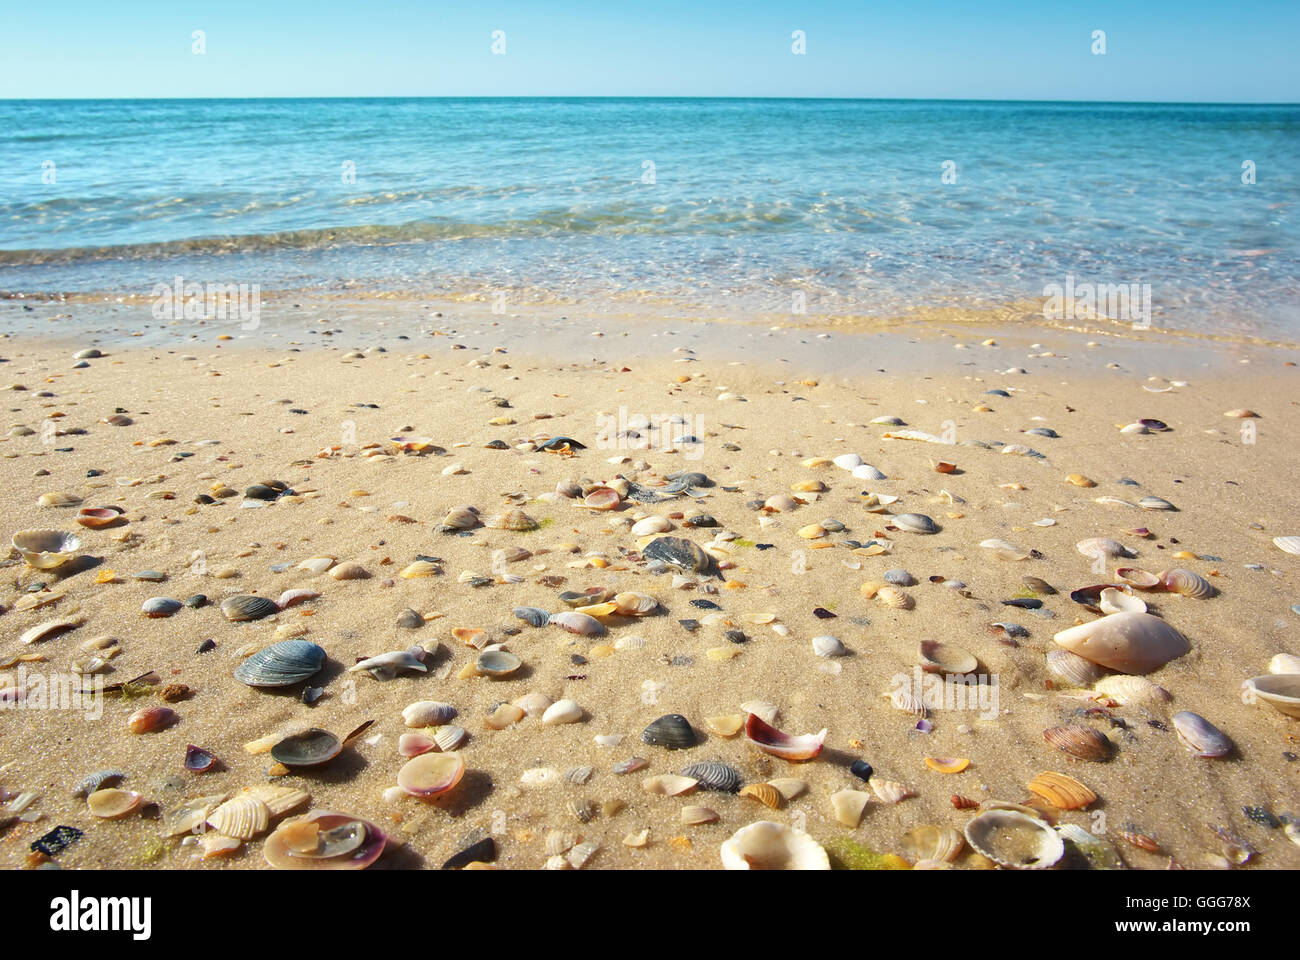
[{"left": 2, "top": 98, "right": 1298, "bottom": 336}]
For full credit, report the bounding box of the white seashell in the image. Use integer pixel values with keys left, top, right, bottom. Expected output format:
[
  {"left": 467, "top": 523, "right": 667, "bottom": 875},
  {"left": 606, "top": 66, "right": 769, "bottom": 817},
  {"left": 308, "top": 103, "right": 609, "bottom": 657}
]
[
  {"left": 720, "top": 820, "right": 829, "bottom": 870},
  {"left": 1094, "top": 675, "right": 1171, "bottom": 708},
  {"left": 1243, "top": 674, "right": 1300, "bottom": 719},
  {"left": 432, "top": 725, "right": 467, "bottom": 752},
  {"left": 642, "top": 774, "right": 699, "bottom": 796},
  {"left": 739, "top": 700, "right": 779, "bottom": 725},
  {"left": 832, "top": 453, "right": 863, "bottom": 470},
  {"left": 296, "top": 556, "right": 336, "bottom": 574},
  {"left": 565, "top": 840, "right": 600, "bottom": 869},
  {"left": 830, "top": 789, "right": 871, "bottom": 827},
  {"left": 1273, "top": 536, "right": 1300, "bottom": 556},
  {"left": 206, "top": 795, "right": 270, "bottom": 841},
  {"left": 870, "top": 779, "right": 913, "bottom": 804},
  {"left": 851, "top": 463, "right": 887, "bottom": 480},
  {"left": 1077, "top": 537, "right": 1134, "bottom": 560},
  {"left": 1046, "top": 648, "right": 1103, "bottom": 688},
  {"left": 1053, "top": 612, "right": 1189, "bottom": 674},
  {"left": 402, "top": 700, "right": 457, "bottom": 727},
  {"left": 542, "top": 699, "right": 583, "bottom": 725},
  {"left": 1099, "top": 587, "right": 1146, "bottom": 614},
  {"left": 1268, "top": 653, "right": 1300, "bottom": 675},
  {"left": 630, "top": 516, "right": 672, "bottom": 537},
  {"left": 513, "top": 692, "right": 554, "bottom": 717},
  {"left": 811, "top": 635, "right": 847, "bottom": 658}
]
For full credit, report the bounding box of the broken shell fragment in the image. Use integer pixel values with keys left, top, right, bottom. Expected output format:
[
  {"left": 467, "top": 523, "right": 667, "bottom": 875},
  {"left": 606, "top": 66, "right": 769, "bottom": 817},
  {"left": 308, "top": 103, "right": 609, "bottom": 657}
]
[
  {"left": 127, "top": 706, "right": 175, "bottom": 734},
  {"left": 743, "top": 713, "right": 827, "bottom": 761},
  {"left": 11, "top": 529, "right": 82, "bottom": 569},
  {"left": 207, "top": 795, "right": 271, "bottom": 840},
  {"left": 830, "top": 789, "right": 871, "bottom": 827}
]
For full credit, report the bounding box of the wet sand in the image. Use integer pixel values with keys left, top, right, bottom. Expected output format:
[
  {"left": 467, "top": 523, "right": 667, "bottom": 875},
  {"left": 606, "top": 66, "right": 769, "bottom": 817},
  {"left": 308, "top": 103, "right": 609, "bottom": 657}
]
[{"left": 1, "top": 300, "right": 1298, "bottom": 870}]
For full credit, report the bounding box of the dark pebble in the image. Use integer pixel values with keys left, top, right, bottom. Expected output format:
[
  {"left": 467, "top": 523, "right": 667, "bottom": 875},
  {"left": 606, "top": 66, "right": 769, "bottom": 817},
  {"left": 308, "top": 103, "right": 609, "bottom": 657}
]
[
  {"left": 570, "top": 655, "right": 588, "bottom": 665},
  {"left": 813, "top": 607, "right": 836, "bottom": 619},
  {"left": 850, "top": 760, "right": 874, "bottom": 782},
  {"left": 185, "top": 595, "right": 207, "bottom": 609}
]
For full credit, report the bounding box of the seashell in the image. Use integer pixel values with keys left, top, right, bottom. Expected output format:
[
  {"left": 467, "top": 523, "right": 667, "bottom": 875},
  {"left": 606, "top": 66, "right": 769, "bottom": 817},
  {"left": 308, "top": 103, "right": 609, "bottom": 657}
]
[
  {"left": 642, "top": 774, "right": 699, "bottom": 796},
  {"left": 271, "top": 729, "right": 342, "bottom": 767},
  {"left": 1138, "top": 495, "right": 1176, "bottom": 511},
  {"left": 75, "top": 507, "right": 122, "bottom": 529},
  {"left": 964, "top": 810, "right": 1064, "bottom": 870},
  {"left": 811, "top": 634, "right": 847, "bottom": 658},
  {"left": 720, "top": 820, "right": 829, "bottom": 870},
  {"left": 1172, "top": 711, "right": 1233, "bottom": 757},
  {"left": 1045, "top": 647, "right": 1097, "bottom": 686},
  {"left": 924, "top": 757, "right": 970, "bottom": 774},
  {"left": 1243, "top": 674, "right": 1300, "bottom": 719},
  {"left": 87, "top": 788, "right": 143, "bottom": 819},
  {"left": 542, "top": 699, "right": 583, "bottom": 725},
  {"left": 141, "top": 596, "right": 183, "bottom": 618},
  {"left": 393, "top": 608, "right": 424, "bottom": 630},
  {"left": 1159, "top": 568, "right": 1215, "bottom": 599},
  {"left": 397, "top": 752, "right": 466, "bottom": 797},
  {"left": 613, "top": 592, "right": 658, "bottom": 616},
  {"left": 739, "top": 700, "right": 779, "bottom": 725},
  {"left": 1268, "top": 653, "right": 1300, "bottom": 675},
  {"left": 556, "top": 479, "right": 583, "bottom": 499},
  {"left": 1099, "top": 587, "right": 1146, "bottom": 614},
  {"left": 485, "top": 703, "right": 525, "bottom": 729},
  {"left": 350, "top": 650, "right": 428, "bottom": 679},
  {"left": 575, "top": 601, "right": 618, "bottom": 617},
  {"left": 1093, "top": 675, "right": 1170, "bottom": 707},
  {"left": 328, "top": 561, "right": 369, "bottom": 580},
  {"left": 277, "top": 588, "right": 319, "bottom": 610},
  {"left": 73, "top": 770, "right": 127, "bottom": 798},
  {"left": 852, "top": 463, "right": 887, "bottom": 481},
  {"left": 642, "top": 536, "right": 722, "bottom": 578},
  {"left": 296, "top": 556, "right": 336, "bottom": 574},
  {"left": 207, "top": 795, "right": 271, "bottom": 840},
  {"left": 38, "top": 492, "right": 83, "bottom": 508},
  {"left": 11, "top": 529, "right": 82, "bottom": 569},
  {"left": 398, "top": 733, "right": 435, "bottom": 757},
  {"left": 830, "top": 789, "right": 871, "bottom": 827},
  {"left": 1053, "top": 612, "right": 1189, "bottom": 674},
  {"left": 832, "top": 453, "right": 863, "bottom": 470},
  {"left": 440, "top": 506, "right": 481, "bottom": 532},
  {"left": 514, "top": 692, "right": 554, "bottom": 717},
  {"left": 680, "top": 761, "right": 742, "bottom": 793},
  {"left": 918, "top": 640, "right": 977, "bottom": 675},
  {"left": 892, "top": 513, "right": 937, "bottom": 534},
  {"left": 797, "top": 523, "right": 826, "bottom": 539},
  {"left": 485, "top": 508, "right": 537, "bottom": 531},
  {"left": 127, "top": 706, "right": 175, "bottom": 734},
  {"left": 549, "top": 611, "right": 606, "bottom": 636},
  {"left": 763, "top": 494, "right": 798, "bottom": 512},
  {"left": 1077, "top": 537, "right": 1135, "bottom": 560},
  {"left": 452, "top": 627, "right": 488, "bottom": 649},
  {"left": 1026, "top": 771, "right": 1096, "bottom": 809},
  {"left": 883, "top": 569, "right": 917, "bottom": 586},
  {"left": 681, "top": 805, "right": 720, "bottom": 825},
  {"left": 220, "top": 594, "right": 280, "bottom": 622},
  {"left": 630, "top": 515, "right": 672, "bottom": 537},
  {"left": 402, "top": 701, "right": 457, "bottom": 727},
  {"left": 1042, "top": 725, "right": 1111, "bottom": 762},
  {"left": 566, "top": 840, "right": 599, "bottom": 869},
  {"left": 399, "top": 560, "right": 441, "bottom": 579},
  {"left": 233, "top": 639, "right": 327, "bottom": 687},
  {"left": 631, "top": 714, "right": 698, "bottom": 754},
  {"left": 475, "top": 649, "right": 521, "bottom": 677},
  {"left": 744, "top": 713, "right": 826, "bottom": 761},
  {"left": 902, "top": 825, "right": 964, "bottom": 863},
  {"left": 432, "top": 725, "right": 467, "bottom": 752},
  {"left": 513, "top": 605, "right": 551, "bottom": 627},
  {"left": 980, "top": 538, "right": 1028, "bottom": 561},
  {"left": 19, "top": 615, "right": 85, "bottom": 645},
  {"left": 889, "top": 688, "right": 928, "bottom": 717},
  {"left": 264, "top": 811, "right": 387, "bottom": 870},
  {"left": 1115, "top": 567, "right": 1161, "bottom": 588},
  {"left": 876, "top": 585, "right": 914, "bottom": 610},
  {"left": 1273, "top": 536, "right": 1300, "bottom": 556},
  {"left": 582, "top": 487, "right": 622, "bottom": 510},
  {"left": 704, "top": 714, "right": 745, "bottom": 737},
  {"left": 739, "top": 782, "right": 783, "bottom": 809},
  {"left": 184, "top": 744, "right": 218, "bottom": 772},
  {"left": 870, "top": 779, "right": 913, "bottom": 804}
]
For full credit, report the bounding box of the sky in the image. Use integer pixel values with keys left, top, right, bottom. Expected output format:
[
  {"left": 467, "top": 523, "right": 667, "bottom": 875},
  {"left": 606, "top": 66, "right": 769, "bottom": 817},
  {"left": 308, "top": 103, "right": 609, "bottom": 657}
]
[{"left": 1, "top": 0, "right": 1297, "bottom": 102}]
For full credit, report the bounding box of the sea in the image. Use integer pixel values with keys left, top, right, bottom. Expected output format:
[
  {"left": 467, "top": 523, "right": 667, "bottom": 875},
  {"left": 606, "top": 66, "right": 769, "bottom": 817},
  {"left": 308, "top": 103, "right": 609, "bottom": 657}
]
[{"left": 1, "top": 98, "right": 1297, "bottom": 338}]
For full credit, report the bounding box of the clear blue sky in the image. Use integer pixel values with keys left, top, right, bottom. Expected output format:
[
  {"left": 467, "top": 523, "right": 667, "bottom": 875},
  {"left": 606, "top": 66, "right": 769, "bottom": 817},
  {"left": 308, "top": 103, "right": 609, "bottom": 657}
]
[{"left": 3, "top": 0, "right": 1297, "bottom": 101}]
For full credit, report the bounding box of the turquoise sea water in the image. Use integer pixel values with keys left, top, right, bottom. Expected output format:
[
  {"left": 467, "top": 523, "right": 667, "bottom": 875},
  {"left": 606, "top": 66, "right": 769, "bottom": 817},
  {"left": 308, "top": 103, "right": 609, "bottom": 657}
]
[{"left": 1, "top": 98, "right": 1297, "bottom": 336}]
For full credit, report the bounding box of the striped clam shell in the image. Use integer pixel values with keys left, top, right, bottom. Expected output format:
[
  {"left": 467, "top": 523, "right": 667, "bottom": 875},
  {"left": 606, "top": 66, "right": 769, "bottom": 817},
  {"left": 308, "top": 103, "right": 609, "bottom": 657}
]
[
  {"left": 679, "top": 761, "right": 742, "bottom": 793},
  {"left": 402, "top": 700, "right": 457, "bottom": 727},
  {"left": 512, "top": 605, "right": 551, "bottom": 627},
  {"left": 1273, "top": 536, "right": 1300, "bottom": 556},
  {"left": 206, "top": 794, "right": 271, "bottom": 841},
  {"left": 1093, "top": 675, "right": 1171, "bottom": 707},
  {"left": 73, "top": 769, "right": 127, "bottom": 798},
  {"left": 870, "top": 779, "right": 914, "bottom": 804},
  {"left": 233, "top": 639, "right": 326, "bottom": 687},
  {"left": 432, "top": 725, "right": 467, "bottom": 752},
  {"left": 1026, "top": 771, "right": 1096, "bottom": 810},
  {"left": 484, "top": 508, "right": 537, "bottom": 531},
  {"left": 738, "top": 782, "right": 783, "bottom": 810},
  {"left": 891, "top": 513, "right": 937, "bottom": 534},
  {"left": 1159, "top": 568, "right": 1215, "bottom": 599},
  {"left": 1138, "top": 495, "right": 1177, "bottom": 510},
  {"left": 1042, "top": 725, "right": 1112, "bottom": 762},
  {"left": 883, "top": 568, "right": 917, "bottom": 586},
  {"left": 888, "top": 687, "right": 928, "bottom": 717},
  {"left": 220, "top": 594, "right": 280, "bottom": 622},
  {"left": 877, "top": 586, "right": 914, "bottom": 610},
  {"left": 902, "top": 825, "right": 964, "bottom": 863}
]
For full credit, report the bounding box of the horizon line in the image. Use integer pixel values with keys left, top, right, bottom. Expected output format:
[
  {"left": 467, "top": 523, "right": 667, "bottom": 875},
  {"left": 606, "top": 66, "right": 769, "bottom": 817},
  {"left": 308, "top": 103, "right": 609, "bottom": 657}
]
[{"left": 2, "top": 95, "right": 1298, "bottom": 107}]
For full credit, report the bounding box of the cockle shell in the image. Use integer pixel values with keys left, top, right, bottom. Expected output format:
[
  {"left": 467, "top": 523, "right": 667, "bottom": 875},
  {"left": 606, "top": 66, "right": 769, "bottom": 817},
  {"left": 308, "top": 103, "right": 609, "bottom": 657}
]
[
  {"left": 1076, "top": 537, "right": 1135, "bottom": 560},
  {"left": 739, "top": 782, "right": 783, "bottom": 809},
  {"left": 720, "top": 821, "right": 829, "bottom": 870},
  {"left": 1273, "top": 536, "right": 1300, "bottom": 556},
  {"left": 744, "top": 713, "right": 827, "bottom": 761},
  {"left": 400, "top": 560, "right": 441, "bottom": 579},
  {"left": 440, "top": 506, "right": 481, "bottom": 531},
  {"left": 1042, "top": 725, "right": 1111, "bottom": 762},
  {"left": 1046, "top": 648, "right": 1104, "bottom": 687},
  {"left": 11, "top": 529, "right": 82, "bottom": 569},
  {"left": 207, "top": 795, "right": 271, "bottom": 840},
  {"left": 870, "top": 779, "right": 914, "bottom": 804},
  {"left": 221, "top": 594, "right": 280, "bottom": 622},
  {"left": 1026, "top": 771, "right": 1096, "bottom": 809},
  {"left": 1268, "top": 654, "right": 1300, "bottom": 675},
  {"left": 811, "top": 634, "right": 848, "bottom": 658},
  {"left": 1158, "top": 568, "right": 1215, "bottom": 599},
  {"left": 485, "top": 508, "right": 537, "bottom": 531},
  {"left": 1172, "top": 711, "right": 1233, "bottom": 757},
  {"left": 964, "top": 810, "right": 1064, "bottom": 870},
  {"left": 1053, "top": 612, "right": 1189, "bottom": 674},
  {"left": 876, "top": 586, "right": 914, "bottom": 610},
  {"left": 432, "top": 725, "right": 467, "bottom": 752},
  {"left": 902, "top": 825, "right": 964, "bottom": 863},
  {"left": 1093, "top": 675, "right": 1170, "bottom": 707},
  {"left": 549, "top": 611, "right": 606, "bottom": 636},
  {"left": 613, "top": 592, "right": 659, "bottom": 616},
  {"left": 679, "top": 761, "right": 742, "bottom": 793},
  {"left": 233, "top": 640, "right": 327, "bottom": 687}
]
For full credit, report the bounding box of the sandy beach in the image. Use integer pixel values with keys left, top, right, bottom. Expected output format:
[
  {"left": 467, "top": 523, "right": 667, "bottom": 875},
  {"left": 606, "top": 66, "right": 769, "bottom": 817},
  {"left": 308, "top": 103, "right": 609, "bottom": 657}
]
[{"left": 1, "top": 298, "right": 1297, "bottom": 870}]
